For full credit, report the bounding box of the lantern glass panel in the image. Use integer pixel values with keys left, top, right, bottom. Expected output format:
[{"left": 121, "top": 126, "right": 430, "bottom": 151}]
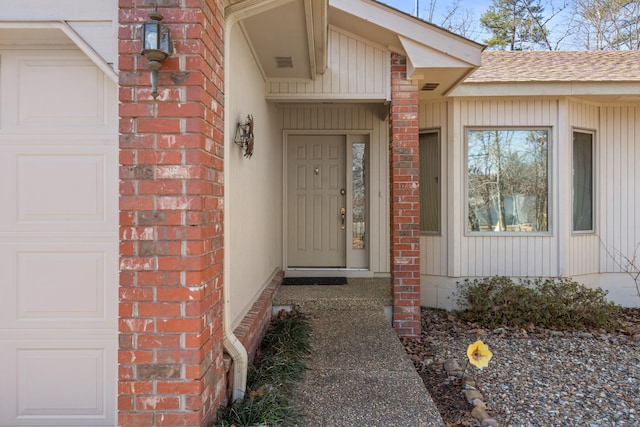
[
  {"left": 143, "top": 22, "right": 159, "bottom": 50},
  {"left": 159, "top": 26, "right": 172, "bottom": 54}
]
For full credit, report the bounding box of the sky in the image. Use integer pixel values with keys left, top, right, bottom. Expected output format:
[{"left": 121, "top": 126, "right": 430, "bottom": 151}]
[
  {"left": 378, "top": 0, "right": 500, "bottom": 43},
  {"left": 380, "top": 0, "right": 493, "bottom": 21},
  {"left": 377, "top": 0, "right": 574, "bottom": 48}
]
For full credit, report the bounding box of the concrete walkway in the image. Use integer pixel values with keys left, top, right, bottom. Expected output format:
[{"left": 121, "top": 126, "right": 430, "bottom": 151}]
[{"left": 273, "top": 279, "right": 444, "bottom": 427}]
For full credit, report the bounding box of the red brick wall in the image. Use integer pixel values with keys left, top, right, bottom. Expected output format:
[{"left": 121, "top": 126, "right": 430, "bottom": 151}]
[
  {"left": 118, "top": 1, "right": 226, "bottom": 426},
  {"left": 389, "top": 53, "right": 421, "bottom": 337},
  {"left": 225, "top": 272, "right": 283, "bottom": 401},
  {"left": 234, "top": 272, "right": 284, "bottom": 363}
]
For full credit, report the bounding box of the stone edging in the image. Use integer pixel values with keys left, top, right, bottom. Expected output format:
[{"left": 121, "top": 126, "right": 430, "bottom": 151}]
[{"left": 443, "top": 358, "right": 500, "bottom": 427}]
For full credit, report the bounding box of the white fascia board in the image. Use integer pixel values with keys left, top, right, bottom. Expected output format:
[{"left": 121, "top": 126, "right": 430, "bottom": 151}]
[
  {"left": 0, "top": 21, "right": 118, "bottom": 82},
  {"left": 225, "top": 0, "right": 297, "bottom": 20},
  {"left": 329, "top": 0, "right": 482, "bottom": 66},
  {"left": 400, "top": 36, "right": 474, "bottom": 70},
  {"left": 265, "top": 93, "right": 387, "bottom": 102},
  {"left": 450, "top": 81, "right": 640, "bottom": 97}
]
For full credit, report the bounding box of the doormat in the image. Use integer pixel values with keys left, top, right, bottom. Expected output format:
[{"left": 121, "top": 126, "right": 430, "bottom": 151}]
[{"left": 282, "top": 277, "right": 348, "bottom": 286}]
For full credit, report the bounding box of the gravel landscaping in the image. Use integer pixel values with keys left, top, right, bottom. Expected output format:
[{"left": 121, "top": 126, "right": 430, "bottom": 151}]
[{"left": 403, "top": 307, "right": 640, "bottom": 427}]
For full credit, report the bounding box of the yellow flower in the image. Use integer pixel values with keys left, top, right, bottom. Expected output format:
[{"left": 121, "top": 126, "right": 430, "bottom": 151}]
[{"left": 467, "top": 340, "right": 493, "bottom": 369}]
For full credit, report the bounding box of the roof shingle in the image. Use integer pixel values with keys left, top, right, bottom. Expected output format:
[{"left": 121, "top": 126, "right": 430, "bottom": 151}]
[{"left": 465, "top": 50, "right": 640, "bottom": 83}]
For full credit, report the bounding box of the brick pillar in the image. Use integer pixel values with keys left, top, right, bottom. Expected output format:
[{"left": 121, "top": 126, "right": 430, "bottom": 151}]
[
  {"left": 118, "top": 1, "right": 226, "bottom": 426},
  {"left": 389, "top": 53, "right": 421, "bottom": 337}
]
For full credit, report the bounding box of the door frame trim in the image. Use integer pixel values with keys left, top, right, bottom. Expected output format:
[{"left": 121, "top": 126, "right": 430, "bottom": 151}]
[{"left": 282, "top": 130, "right": 374, "bottom": 275}]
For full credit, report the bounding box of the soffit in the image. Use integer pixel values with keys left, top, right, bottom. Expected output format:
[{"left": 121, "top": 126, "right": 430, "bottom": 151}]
[{"left": 225, "top": 0, "right": 327, "bottom": 81}]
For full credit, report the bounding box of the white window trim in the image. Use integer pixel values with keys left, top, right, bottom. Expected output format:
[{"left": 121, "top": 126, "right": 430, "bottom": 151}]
[
  {"left": 419, "top": 128, "right": 442, "bottom": 236},
  {"left": 571, "top": 128, "right": 596, "bottom": 235}
]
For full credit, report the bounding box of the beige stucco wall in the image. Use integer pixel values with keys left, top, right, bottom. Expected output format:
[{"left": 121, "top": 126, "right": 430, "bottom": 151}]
[{"left": 226, "top": 23, "right": 284, "bottom": 329}]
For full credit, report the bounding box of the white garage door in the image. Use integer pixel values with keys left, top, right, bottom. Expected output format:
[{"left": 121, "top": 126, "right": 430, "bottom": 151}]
[{"left": 0, "top": 46, "right": 118, "bottom": 425}]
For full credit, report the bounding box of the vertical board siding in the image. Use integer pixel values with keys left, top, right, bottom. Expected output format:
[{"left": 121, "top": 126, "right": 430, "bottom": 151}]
[
  {"left": 281, "top": 104, "right": 389, "bottom": 273},
  {"left": 421, "top": 96, "right": 639, "bottom": 304},
  {"left": 455, "top": 98, "right": 559, "bottom": 277},
  {"left": 568, "top": 100, "right": 600, "bottom": 275},
  {"left": 267, "top": 28, "right": 389, "bottom": 101},
  {"left": 601, "top": 106, "right": 640, "bottom": 272},
  {"left": 419, "top": 100, "right": 448, "bottom": 276}
]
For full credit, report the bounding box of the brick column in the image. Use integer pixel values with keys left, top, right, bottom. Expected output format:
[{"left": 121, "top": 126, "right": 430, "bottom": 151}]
[
  {"left": 118, "top": 1, "right": 226, "bottom": 426},
  {"left": 389, "top": 53, "right": 421, "bottom": 337}
]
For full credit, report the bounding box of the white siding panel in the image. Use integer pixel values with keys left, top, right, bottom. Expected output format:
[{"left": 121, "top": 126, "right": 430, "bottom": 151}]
[
  {"left": 266, "top": 28, "right": 389, "bottom": 102},
  {"left": 600, "top": 106, "right": 640, "bottom": 273},
  {"left": 568, "top": 101, "right": 600, "bottom": 275},
  {"left": 281, "top": 104, "right": 389, "bottom": 273},
  {"left": 419, "top": 100, "right": 448, "bottom": 276}
]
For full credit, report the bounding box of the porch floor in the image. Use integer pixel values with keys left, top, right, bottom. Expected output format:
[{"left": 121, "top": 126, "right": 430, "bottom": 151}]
[{"left": 272, "top": 278, "right": 444, "bottom": 426}]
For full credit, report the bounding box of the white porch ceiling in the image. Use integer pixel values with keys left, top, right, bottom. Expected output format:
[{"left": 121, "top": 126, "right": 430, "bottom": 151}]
[{"left": 225, "top": 0, "right": 326, "bottom": 81}]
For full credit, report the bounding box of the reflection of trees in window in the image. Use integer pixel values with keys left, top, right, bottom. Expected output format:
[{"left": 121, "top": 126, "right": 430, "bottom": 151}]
[
  {"left": 467, "top": 129, "right": 549, "bottom": 233},
  {"left": 352, "top": 143, "right": 366, "bottom": 248}
]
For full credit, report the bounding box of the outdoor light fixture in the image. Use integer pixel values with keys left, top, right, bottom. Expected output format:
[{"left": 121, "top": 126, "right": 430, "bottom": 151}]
[
  {"left": 141, "top": 9, "right": 172, "bottom": 98},
  {"left": 234, "top": 115, "right": 254, "bottom": 158}
]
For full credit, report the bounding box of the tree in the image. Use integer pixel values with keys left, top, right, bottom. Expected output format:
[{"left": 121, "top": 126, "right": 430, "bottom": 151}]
[
  {"left": 439, "top": 0, "right": 482, "bottom": 40},
  {"left": 467, "top": 130, "right": 549, "bottom": 232},
  {"left": 414, "top": 0, "right": 481, "bottom": 40},
  {"left": 571, "top": 0, "right": 640, "bottom": 50},
  {"left": 480, "top": 0, "right": 551, "bottom": 50}
]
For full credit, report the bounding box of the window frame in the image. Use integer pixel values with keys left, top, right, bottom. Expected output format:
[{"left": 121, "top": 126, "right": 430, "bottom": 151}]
[
  {"left": 464, "top": 126, "right": 553, "bottom": 237},
  {"left": 419, "top": 128, "right": 441, "bottom": 235},
  {"left": 571, "top": 128, "right": 596, "bottom": 234}
]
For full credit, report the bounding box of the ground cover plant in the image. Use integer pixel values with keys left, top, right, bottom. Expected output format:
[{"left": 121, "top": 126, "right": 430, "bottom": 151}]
[
  {"left": 212, "top": 310, "right": 310, "bottom": 427},
  {"left": 455, "top": 276, "right": 621, "bottom": 331}
]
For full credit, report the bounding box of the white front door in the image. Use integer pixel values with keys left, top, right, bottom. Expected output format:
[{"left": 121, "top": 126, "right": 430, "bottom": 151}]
[
  {"left": 0, "top": 47, "right": 118, "bottom": 426},
  {"left": 287, "top": 135, "right": 346, "bottom": 267}
]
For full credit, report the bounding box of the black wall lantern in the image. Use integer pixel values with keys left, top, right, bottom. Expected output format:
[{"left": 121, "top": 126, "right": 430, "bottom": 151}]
[
  {"left": 141, "top": 9, "right": 172, "bottom": 98},
  {"left": 234, "top": 115, "right": 254, "bottom": 158}
]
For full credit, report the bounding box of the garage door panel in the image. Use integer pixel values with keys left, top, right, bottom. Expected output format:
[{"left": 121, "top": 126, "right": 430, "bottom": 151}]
[
  {"left": 0, "top": 242, "right": 117, "bottom": 329},
  {"left": 17, "top": 153, "right": 105, "bottom": 222},
  {"left": 0, "top": 340, "right": 116, "bottom": 426},
  {"left": 0, "top": 146, "right": 116, "bottom": 232},
  {"left": 18, "top": 58, "right": 105, "bottom": 126},
  {"left": 17, "top": 250, "right": 106, "bottom": 320},
  {"left": 1, "top": 50, "right": 115, "bottom": 134}
]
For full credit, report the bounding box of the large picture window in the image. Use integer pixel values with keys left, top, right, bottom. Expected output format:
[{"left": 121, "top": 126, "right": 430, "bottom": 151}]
[{"left": 467, "top": 129, "right": 550, "bottom": 233}]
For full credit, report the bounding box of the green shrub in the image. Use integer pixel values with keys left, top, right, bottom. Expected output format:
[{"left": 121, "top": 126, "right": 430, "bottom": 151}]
[
  {"left": 212, "top": 310, "right": 310, "bottom": 427},
  {"left": 455, "top": 276, "right": 621, "bottom": 331}
]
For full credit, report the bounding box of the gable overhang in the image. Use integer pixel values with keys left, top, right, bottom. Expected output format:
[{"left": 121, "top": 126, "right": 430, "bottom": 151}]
[
  {"left": 450, "top": 81, "right": 640, "bottom": 103},
  {"left": 328, "top": 0, "right": 483, "bottom": 98},
  {"left": 225, "top": 0, "right": 327, "bottom": 81}
]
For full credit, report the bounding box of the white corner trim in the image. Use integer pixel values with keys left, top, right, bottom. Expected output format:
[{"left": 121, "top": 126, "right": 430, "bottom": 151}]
[{"left": 0, "top": 21, "right": 118, "bottom": 83}]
